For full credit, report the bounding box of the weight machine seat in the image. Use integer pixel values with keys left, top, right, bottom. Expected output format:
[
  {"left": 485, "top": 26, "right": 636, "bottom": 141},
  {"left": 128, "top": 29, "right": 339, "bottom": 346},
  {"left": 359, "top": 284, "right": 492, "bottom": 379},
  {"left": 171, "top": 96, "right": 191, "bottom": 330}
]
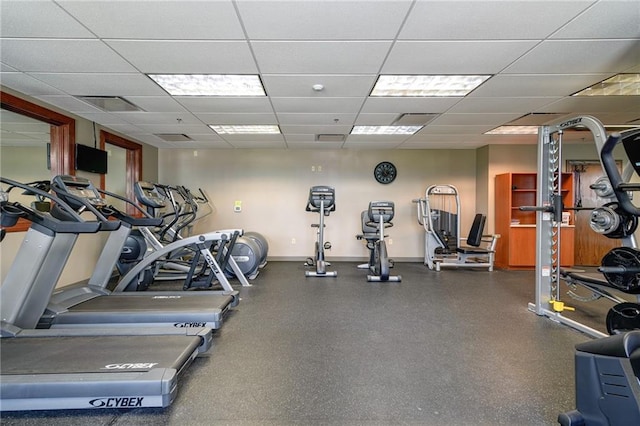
[
  {"left": 576, "top": 330, "right": 640, "bottom": 359},
  {"left": 455, "top": 214, "right": 494, "bottom": 254}
]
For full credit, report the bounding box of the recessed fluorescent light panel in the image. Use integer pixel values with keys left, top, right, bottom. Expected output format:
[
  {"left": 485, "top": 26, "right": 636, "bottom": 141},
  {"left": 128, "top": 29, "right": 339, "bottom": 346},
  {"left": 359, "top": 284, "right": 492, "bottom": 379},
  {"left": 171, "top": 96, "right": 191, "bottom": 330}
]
[
  {"left": 485, "top": 126, "right": 539, "bottom": 135},
  {"left": 573, "top": 74, "right": 640, "bottom": 96},
  {"left": 371, "top": 75, "right": 491, "bottom": 97},
  {"left": 209, "top": 125, "right": 280, "bottom": 134},
  {"left": 351, "top": 126, "right": 423, "bottom": 135},
  {"left": 148, "top": 74, "right": 266, "bottom": 96}
]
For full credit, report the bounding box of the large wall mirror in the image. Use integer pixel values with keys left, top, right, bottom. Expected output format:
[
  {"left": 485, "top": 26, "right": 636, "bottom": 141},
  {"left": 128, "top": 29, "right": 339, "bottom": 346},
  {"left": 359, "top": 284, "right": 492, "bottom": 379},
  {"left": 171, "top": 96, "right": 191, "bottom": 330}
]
[
  {"left": 1, "top": 91, "right": 143, "bottom": 229},
  {"left": 1, "top": 91, "right": 75, "bottom": 232}
]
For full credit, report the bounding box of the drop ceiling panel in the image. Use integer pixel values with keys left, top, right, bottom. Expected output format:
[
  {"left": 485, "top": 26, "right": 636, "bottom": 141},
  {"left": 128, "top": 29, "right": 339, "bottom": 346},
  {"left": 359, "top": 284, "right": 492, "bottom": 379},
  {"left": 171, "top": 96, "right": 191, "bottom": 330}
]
[
  {"left": 270, "top": 97, "right": 364, "bottom": 114},
  {"left": 262, "top": 75, "right": 377, "bottom": 97},
  {"left": 28, "top": 73, "right": 166, "bottom": 96},
  {"left": 342, "top": 139, "right": 405, "bottom": 149},
  {"left": 431, "top": 113, "right": 523, "bottom": 126},
  {"left": 447, "top": 97, "right": 561, "bottom": 114},
  {"left": 418, "top": 125, "right": 497, "bottom": 135},
  {"left": 279, "top": 125, "right": 352, "bottom": 135},
  {"left": 123, "top": 97, "right": 189, "bottom": 113},
  {"left": 112, "top": 112, "right": 202, "bottom": 126},
  {"left": 399, "top": 1, "right": 592, "bottom": 40},
  {"left": 360, "top": 97, "right": 460, "bottom": 114},
  {"left": 174, "top": 97, "right": 274, "bottom": 114},
  {"left": 537, "top": 96, "right": 640, "bottom": 114},
  {"left": 504, "top": 40, "right": 640, "bottom": 74},
  {"left": 34, "top": 95, "right": 104, "bottom": 113},
  {"left": 1, "top": 40, "right": 137, "bottom": 73},
  {"left": 382, "top": 41, "right": 538, "bottom": 74},
  {"left": 105, "top": 40, "right": 258, "bottom": 74},
  {"left": 470, "top": 74, "right": 613, "bottom": 97},
  {"left": 355, "top": 113, "right": 402, "bottom": 125},
  {"left": 251, "top": 41, "right": 393, "bottom": 74},
  {"left": 133, "top": 124, "right": 214, "bottom": 134},
  {"left": 276, "top": 113, "right": 357, "bottom": 126},
  {"left": 236, "top": 0, "right": 412, "bottom": 39},
  {"left": 0, "top": 0, "right": 95, "bottom": 38},
  {"left": 195, "top": 113, "right": 277, "bottom": 125},
  {"left": 551, "top": 0, "right": 640, "bottom": 39},
  {"left": 56, "top": 0, "right": 245, "bottom": 40},
  {"left": 286, "top": 141, "right": 344, "bottom": 149},
  {"left": 0, "top": 73, "right": 64, "bottom": 96}
]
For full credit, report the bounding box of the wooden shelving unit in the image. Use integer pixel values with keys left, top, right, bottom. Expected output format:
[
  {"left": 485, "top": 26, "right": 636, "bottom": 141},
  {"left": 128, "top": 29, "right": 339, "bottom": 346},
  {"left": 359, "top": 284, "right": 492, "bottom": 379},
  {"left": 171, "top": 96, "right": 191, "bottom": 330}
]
[{"left": 495, "top": 172, "right": 574, "bottom": 269}]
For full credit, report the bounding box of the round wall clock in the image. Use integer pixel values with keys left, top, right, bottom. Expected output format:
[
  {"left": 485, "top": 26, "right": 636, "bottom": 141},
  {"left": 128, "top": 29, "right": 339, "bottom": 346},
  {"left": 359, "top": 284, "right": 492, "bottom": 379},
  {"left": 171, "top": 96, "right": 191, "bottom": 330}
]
[{"left": 374, "top": 161, "right": 397, "bottom": 184}]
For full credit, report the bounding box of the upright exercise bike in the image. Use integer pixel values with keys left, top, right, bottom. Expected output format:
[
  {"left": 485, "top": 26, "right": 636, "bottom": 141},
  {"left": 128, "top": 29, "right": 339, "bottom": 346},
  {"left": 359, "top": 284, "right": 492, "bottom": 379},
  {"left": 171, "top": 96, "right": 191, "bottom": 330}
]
[
  {"left": 357, "top": 201, "right": 401, "bottom": 282},
  {"left": 304, "top": 186, "right": 337, "bottom": 278}
]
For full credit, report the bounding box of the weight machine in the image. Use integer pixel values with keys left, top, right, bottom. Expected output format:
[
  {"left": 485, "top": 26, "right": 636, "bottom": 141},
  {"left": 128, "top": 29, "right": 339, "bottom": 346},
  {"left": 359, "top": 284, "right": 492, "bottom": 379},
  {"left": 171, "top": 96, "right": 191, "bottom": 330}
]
[
  {"left": 529, "top": 116, "right": 640, "bottom": 339},
  {"left": 304, "top": 186, "right": 337, "bottom": 278},
  {"left": 356, "top": 201, "right": 401, "bottom": 282},
  {"left": 413, "top": 184, "right": 499, "bottom": 271}
]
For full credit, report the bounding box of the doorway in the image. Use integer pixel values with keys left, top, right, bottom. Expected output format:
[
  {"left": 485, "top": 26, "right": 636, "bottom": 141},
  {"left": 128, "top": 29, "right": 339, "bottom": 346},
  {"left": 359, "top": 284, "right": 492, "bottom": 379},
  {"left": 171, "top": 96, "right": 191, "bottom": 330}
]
[{"left": 569, "top": 161, "right": 621, "bottom": 266}]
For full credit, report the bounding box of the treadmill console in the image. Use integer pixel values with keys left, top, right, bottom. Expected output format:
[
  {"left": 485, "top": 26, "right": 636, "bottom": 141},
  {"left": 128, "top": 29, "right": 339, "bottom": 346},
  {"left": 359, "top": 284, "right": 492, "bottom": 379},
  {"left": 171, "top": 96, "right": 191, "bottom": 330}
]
[
  {"left": 51, "top": 175, "right": 106, "bottom": 210},
  {"left": 134, "top": 181, "right": 166, "bottom": 209}
]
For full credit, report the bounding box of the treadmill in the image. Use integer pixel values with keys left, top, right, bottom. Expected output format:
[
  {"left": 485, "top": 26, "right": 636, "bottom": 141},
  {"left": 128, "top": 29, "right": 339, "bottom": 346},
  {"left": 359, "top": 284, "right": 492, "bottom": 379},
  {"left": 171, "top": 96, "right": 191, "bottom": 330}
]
[
  {"left": 0, "top": 180, "right": 211, "bottom": 411},
  {"left": 34, "top": 176, "right": 244, "bottom": 329}
]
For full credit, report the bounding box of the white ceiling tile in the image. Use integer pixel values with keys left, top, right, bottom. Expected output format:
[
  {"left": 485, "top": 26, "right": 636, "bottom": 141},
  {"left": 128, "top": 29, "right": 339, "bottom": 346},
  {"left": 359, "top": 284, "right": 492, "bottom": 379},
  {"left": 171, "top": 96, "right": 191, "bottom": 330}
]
[
  {"left": 69, "top": 112, "right": 137, "bottom": 126},
  {"left": 195, "top": 113, "right": 277, "bottom": 125},
  {"left": 382, "top": 41, "right": 538, "bottom": 74},
  {"left": 505, "top": 40, "right": 640, "bottom": 74},
  {"left": 0, "top": 73, "right": 65, "bottom": 95},
  {"left": 28, "top": 73, "right": 166, "bottom": 96},
  {"left": 105, "top": 41, "right": 258, "bottom": 74},
  {"left": 227, "top": 140, "right": 287, "bottom": 149},
  {"left": 56, "top": 0, "right": 244, "bottom": 39},
  {"left": 400, "top": 1, "right": 592, "bottom": 40},
  {"left": 34, "top": 95, "right": 104, "bottom": 113},
  {"left": 446, "top": 97, "right": 562, "bottom": 114},
  {"left": 111, "top": 112, "right": 202, "bottom": 126},
  {"left": 360, "top": 97, "right": 459, "bottom": 114},
  {"left": 419, "top": 125, "right": 497, "bottom": 135},
  {"left": 134, "top": 124, "right": 214, "bottom": 134},
  {"left": 236, "top": 0, "right": 412, "bottom": 39},
  {"left": 355, "top": 113, "right": 402, "bottom": 125},
  {"left": 123, "top": 97, "right": 188, "bottom": 113},
  {"left": 342, "top": 139, "right": 405, "bottom": 149},
  {"left": 175, "top": 97, "right": 274, "bottom": 113},
  {"left": 276, "top": 113, "right": 357, "bottom": 126},
  {"left": 262, "top": 75, "right": 376, "bottom": 97},
  {"left": 167, "top": 140, "right": 232, "bottom": 149},
  {"left": 470, "top": 74, "right": 613, "bottom": 97},
  {"left": 279, "top": 125, "right": 352, "bottom": 135},
  {"left": 551, "top": 0, "right": 640, "bottom": 39},
  {"left": 1, "top": 40, "right": 137, "bottom": 72},
  {"left": 251, "top": 41, "right": 393, "bottom": 74},
  {"left": 431, "top": 113, "right": 523, "bottom": 126},
  {"left": 286, "top": 141, "right": 344, "bottom": 149},
  {"left": 271, "top": 97, "right": 364, "bottom": 114},
  {"left": 537, "top": 96, "right": 640, "bottom": 114},
  {"left": 0, "top": 0, "right": 96, "bottom": 38}
]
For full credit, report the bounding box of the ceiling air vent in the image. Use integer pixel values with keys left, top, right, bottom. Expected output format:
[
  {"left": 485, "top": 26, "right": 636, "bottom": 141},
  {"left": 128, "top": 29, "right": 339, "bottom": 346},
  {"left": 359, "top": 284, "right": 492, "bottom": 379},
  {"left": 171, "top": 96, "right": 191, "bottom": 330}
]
[
  {"left": 155, "top": 133, "right": 193, "bottom": 142},
  {"left": 392, "top": 113, "right": 439, "bottom": 126},
  {"left": 316, "top": 134, "right": 345, "bottom": 142},
  {"left": 77, "top": 96, "right": 144, "bottom": 112}
]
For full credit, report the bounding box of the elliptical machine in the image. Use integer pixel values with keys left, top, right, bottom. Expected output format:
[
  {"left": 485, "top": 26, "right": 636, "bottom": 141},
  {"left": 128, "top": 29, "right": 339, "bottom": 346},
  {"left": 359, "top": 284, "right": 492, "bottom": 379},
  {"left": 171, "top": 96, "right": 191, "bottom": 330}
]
[
  {"left": 304, "top": 185, "right": 337, "bottom": 278},
  {"left": 356, "top": 201, "right": 401, "bottom": 282}
]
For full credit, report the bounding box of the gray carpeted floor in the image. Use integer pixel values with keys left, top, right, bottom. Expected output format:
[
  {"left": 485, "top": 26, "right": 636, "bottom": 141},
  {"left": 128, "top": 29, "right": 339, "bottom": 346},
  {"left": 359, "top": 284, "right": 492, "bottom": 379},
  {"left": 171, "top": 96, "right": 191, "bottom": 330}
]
[{"left": 1, "top": 261, "right": 618, "bottom": 425}]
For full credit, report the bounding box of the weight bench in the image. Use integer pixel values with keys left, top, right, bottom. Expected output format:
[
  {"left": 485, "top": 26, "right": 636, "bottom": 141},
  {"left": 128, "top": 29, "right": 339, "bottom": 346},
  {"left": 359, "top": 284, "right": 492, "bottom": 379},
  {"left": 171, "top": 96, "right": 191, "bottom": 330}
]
[{"left": 434, "top": 214, "right": 499, "bottom": 271}]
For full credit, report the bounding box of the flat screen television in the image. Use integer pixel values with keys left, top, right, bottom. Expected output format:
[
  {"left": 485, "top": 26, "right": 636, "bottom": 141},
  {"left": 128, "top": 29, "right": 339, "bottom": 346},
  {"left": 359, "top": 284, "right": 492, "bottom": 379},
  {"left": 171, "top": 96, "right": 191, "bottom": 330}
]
[{"left": 75, "top": 144, "right": 108, "bottom": 174}]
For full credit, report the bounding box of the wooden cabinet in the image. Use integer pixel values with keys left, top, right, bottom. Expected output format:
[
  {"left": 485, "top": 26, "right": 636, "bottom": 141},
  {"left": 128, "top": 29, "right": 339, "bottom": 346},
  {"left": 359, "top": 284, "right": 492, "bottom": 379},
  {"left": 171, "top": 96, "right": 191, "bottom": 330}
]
[{"left": 495, "top": 172, "right": 574, "bottom": 269}]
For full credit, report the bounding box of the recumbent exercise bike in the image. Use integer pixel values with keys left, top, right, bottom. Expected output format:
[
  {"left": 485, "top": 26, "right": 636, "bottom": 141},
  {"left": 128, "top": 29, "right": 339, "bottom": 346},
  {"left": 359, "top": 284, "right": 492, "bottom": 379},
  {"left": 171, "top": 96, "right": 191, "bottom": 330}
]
[{"left": 356, "top": 201, "right": 401, "bottom": 282}]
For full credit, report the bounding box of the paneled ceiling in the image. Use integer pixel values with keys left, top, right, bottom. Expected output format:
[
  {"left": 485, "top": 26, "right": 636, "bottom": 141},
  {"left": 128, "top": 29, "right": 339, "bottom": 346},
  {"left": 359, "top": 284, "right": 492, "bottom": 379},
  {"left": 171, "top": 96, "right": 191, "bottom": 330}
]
[{"left": 1, "top": 0, "right": 639, "bottom": 149}]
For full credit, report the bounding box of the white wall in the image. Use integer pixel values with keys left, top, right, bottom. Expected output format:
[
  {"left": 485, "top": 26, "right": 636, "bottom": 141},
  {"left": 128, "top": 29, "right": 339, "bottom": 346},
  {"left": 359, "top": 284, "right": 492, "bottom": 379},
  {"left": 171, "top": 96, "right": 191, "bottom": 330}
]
[{"left": 159, "top": 148, "right": 478, "bottom": 261}]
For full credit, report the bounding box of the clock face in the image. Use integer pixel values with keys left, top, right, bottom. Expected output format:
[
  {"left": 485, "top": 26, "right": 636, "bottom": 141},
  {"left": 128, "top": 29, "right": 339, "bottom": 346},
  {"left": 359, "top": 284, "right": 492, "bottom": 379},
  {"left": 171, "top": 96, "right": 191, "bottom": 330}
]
[{"left": 374, "top": 161, "right": 397, "bottom": 184}]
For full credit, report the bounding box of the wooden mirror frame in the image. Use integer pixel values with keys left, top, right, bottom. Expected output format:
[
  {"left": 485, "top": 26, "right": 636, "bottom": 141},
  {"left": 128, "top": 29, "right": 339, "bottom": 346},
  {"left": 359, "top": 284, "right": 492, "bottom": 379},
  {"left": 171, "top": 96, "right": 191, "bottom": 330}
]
[{"left": 1, "top": 91, "right": 75, "bottom": 232}]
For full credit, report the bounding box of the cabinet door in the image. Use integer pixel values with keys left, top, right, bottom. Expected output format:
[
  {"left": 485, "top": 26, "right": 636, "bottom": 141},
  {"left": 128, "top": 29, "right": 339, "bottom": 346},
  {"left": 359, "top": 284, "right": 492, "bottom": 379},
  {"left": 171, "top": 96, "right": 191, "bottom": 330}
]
[{"left": 509, "top": 227, "right": 536, "bottom": 266}]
